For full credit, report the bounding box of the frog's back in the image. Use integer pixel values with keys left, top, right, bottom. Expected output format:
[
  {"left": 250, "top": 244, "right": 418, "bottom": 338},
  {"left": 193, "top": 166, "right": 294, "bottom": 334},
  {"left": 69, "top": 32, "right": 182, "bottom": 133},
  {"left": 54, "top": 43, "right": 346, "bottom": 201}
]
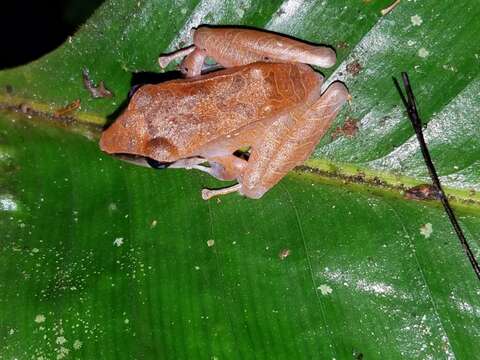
[{"left": 100, "top": 62, "right": 322, "bottom": 161}]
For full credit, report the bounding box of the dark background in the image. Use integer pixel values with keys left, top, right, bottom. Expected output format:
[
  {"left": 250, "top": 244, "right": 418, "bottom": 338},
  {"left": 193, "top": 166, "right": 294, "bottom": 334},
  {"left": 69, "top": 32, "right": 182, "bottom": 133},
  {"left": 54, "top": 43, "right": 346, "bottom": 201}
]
[{"left": 0, "top": 0, "right": 104, "bottom": 70}]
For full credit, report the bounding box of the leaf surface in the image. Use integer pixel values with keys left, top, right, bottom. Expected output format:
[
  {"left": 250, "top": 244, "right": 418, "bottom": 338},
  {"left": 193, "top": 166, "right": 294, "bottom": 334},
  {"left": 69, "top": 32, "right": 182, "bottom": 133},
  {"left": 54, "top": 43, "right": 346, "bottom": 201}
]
[{"left": 1, "top": 0, "right": 480, "bottom": 358}]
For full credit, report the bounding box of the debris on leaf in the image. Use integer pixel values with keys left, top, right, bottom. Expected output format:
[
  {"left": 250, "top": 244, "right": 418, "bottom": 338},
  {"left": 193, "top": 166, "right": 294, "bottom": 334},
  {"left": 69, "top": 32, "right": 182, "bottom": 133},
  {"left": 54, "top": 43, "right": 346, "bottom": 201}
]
[
  {"left": 34, "top": 314, "right": 46, "bottom": 323},
  {"left": 56, "top": 336, "right": 67, "bottom": 345},
  {"left": 207, "top": 239, "right": 215, "bottom": 247},
  {"left": 404, "top": 184, "right": 440, "bottom": 201},
  {"left": 346, "top": 60, "right": 362, "bottom": 76},
  {"left": 54, "top": 99, "right": 81, "bottom": 118},
  {"left": 279, "top": 248, "right": 291, "bottom": 260},
  {"left": 332, "top": 117, "right": 359, "bottom": 139},
  {"left": 73, "top": 340, "right": 82, "bottom": 350},
  {"left": 418, "top": 48, "right": 429, "bottom": 58},
  {"left": 420, "top": 223, "right": 433, "bottom": 238},
  {"left": 113, "top": 237, "right": 124, "bottom": 247},
  {"left": 82, "top": 67, "right": 114, "bottom": 98},
  {"left": 318, "top": 284, "right": 333, "bottom": 295},
  {"left": 353, "top": 349, "right": 365, "bottom": 360},
  {"left": 411, "top": 14, "right": 423, "bottom": 26}
]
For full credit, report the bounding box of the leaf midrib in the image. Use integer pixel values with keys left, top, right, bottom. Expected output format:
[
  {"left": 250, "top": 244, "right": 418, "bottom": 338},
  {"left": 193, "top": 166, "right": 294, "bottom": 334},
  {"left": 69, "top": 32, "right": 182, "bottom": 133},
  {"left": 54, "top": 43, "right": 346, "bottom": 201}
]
[{"left": 1, "top": 103, "right": 479, "bottom": 213}]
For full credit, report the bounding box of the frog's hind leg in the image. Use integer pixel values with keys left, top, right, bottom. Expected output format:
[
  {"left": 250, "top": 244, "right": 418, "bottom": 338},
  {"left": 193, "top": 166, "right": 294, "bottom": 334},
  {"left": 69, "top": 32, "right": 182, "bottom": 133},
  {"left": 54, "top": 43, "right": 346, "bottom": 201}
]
[
  {"left": 239, "top": 82, "right": 350, "bottom": 199},
  {"left": 158, "top": 45, "right": 195, "bottom": 69},
  {"left": 244, "top": 32, "right": 337, "bottom": 68},
  {"left": 193, "top": 27, "right": 337, "bottom": 69}
]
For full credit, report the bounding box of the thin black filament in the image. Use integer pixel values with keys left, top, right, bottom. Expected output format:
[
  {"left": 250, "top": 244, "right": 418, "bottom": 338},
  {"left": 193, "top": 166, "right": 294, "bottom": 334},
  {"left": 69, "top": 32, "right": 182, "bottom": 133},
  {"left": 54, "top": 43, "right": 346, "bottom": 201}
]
[{"left": 393, "top": 73, "right": 480, "bottom": 281}]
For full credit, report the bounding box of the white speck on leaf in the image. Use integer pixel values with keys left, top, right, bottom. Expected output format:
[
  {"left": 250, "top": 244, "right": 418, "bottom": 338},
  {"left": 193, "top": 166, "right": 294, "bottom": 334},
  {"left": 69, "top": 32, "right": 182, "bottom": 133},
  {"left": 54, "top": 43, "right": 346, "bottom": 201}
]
[
  {"left": 236, "top": 8, "right": 245, "bottom": 17},
  {"left": 56, "top": 336, "right": 67, "bottom": 345},
  {"left": 418, "top": 48, "right": 429, "bottom": 58},
  {"left": 57, "top": 346, "right": 69, "bottom": 359},
  {"left": 279, "top": 248, "right": 291, "bottom": 260},
  {"left": 318, "top": 284, "right": 333, "bottom": 295},
  {"left": 113, "top": 237, "right": 124, "bottom": 247},
  {"left": 35, "top": 314, "right": 46, "bottom": 323},
  {"left": 73, "top": 340, "right": 82, "bottom": 350},
  {"left": 0, "top": 194, "right": 18, "bottom": 211},
  {"left": 207, "top": 239, "right": 215, "bottom": 247},
  {"left": 411, "top": 15, "right": 423, "bottom": 26},
  {"left": 420, "top": 223, "right": 433, "bottom": 238}
]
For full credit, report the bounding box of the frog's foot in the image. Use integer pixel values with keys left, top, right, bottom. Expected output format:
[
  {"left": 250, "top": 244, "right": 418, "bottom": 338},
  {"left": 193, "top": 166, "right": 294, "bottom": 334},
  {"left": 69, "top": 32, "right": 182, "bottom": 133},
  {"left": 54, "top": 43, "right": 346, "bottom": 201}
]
[
  {"left": 158, "top": 45, "right": 195, "bottom": 69},
  {"left": 202, "top": 184, "right": 242, "bottom": 200}
]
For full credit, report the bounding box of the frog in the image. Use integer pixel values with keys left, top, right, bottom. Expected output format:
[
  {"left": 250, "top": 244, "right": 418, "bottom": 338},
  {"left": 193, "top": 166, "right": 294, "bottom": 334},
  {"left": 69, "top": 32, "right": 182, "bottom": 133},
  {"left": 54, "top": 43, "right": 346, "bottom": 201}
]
[{"left": 100, "top": 26, "right": 350, "bottom": 199}]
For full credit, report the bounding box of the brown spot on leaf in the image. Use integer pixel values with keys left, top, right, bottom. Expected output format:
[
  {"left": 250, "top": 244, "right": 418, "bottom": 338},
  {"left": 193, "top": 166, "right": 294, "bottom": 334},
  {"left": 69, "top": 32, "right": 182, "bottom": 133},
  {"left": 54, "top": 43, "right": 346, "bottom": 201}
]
[
  {"left": 20, "top": 103, "right": 30, "bottom": 113},
  {"left": 54, "top": 99, "right": 81, "bottom": 118},
  {"left": 82, "top": 67, "right": 114, "bottom": 99},
  {"left": 331, "top": 117, "right": 359, "bottom": 139},
  {"left": 404, "top": 184, "right": 440, "bottom": 201},
  {"left": 279, "top": 248, "right": 291, "bottom": 260},
  {"left": 346, "top": 60, "right": 363, "bottom": 76}
]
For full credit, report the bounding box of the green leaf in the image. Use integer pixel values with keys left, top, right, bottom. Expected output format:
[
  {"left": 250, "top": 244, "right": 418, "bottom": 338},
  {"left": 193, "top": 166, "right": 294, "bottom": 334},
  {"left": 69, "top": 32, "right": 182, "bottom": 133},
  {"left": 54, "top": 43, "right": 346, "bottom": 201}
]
[{"left": 1, "top": 0, "right": 480, "bottom": 358}]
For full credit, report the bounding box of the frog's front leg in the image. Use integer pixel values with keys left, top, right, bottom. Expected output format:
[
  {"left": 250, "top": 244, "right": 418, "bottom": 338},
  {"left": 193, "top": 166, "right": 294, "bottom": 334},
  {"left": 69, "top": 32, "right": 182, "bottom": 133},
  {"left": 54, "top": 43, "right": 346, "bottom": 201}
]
[
  {"left": 188, "top": 155, "right": 247, "bottom": 181},
  {"left": 239, "top": 82, "right": 350, "bottom": 199},
  {"left": 202, "top": 184, "right": 242, "bottom": 200},
  {"left": 196, "top": 155, "right": 248, "bottom": 200},
  {"left": 179, "top": 48, "right": 206, "bottom": 77}
]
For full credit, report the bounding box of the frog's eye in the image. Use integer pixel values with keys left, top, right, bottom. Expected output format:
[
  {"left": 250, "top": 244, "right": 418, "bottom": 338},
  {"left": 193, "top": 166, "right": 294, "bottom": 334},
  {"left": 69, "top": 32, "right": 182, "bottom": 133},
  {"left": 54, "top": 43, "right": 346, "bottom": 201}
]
[{"left": 146, "top": 158, "right": 172, "bottom": 169}]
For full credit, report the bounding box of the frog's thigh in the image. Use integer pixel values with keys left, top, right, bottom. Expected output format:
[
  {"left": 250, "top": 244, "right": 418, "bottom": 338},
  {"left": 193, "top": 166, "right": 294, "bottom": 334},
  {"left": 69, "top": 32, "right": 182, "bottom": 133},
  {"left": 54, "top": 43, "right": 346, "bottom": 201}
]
[
  {"left": 239, "top": 114, "right": 297, "bottom": 199},
  {"left": 240, "top": 82, "right": 349, "bottom": 199},
  {"left": 204, "top": 29, "right": 336, "bottom": 68},
  {"left": 246, "top": 34, "right": 336, "bottom": 68}
]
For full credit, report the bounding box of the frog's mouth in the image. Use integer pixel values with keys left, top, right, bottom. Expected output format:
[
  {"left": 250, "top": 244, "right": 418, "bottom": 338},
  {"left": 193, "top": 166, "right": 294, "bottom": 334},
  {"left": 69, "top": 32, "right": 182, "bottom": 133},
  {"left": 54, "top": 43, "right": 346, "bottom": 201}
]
[
  {"left": 111, "top": 153, "right": 172, "bottom": 169},
  {"left": 111, "top": 154, "right": 207, "bottom": 170}
]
